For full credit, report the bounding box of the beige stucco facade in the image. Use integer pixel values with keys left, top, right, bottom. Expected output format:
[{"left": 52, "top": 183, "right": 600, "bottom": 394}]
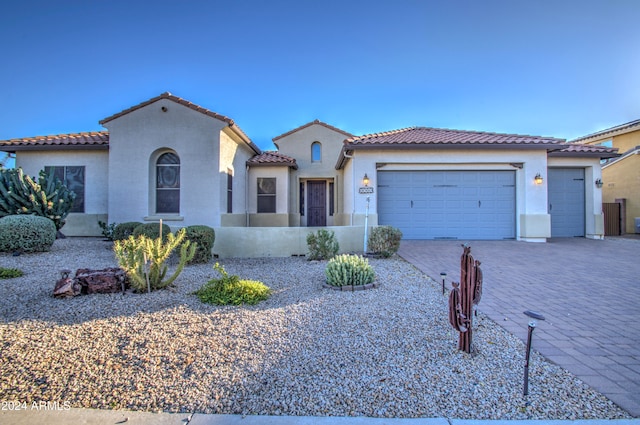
[
  {"left": 0, "top": 93, "right": 618, "bottom": 255},
  {"left": 102, "top": 97, "right": 257, "bottom": 229},
  {"left": 572, "top": 120, "right": 640, "bottom": 233}
]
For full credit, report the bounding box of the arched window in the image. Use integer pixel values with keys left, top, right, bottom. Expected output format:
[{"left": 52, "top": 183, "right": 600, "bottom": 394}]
[
  {"left": 156, "top": 152, "right": 180, "bottom": 213},
  {"left": 311, "top": 142, "right": 321, "bottom": 162}
]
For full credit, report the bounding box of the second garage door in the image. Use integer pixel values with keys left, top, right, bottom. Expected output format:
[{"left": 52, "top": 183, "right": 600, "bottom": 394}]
[{"left": 378, "top": 170, "right": 516, "bottom": 240}]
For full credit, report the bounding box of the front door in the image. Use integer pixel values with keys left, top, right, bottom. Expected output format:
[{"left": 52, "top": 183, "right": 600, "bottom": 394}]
[{"left": 307, "top": 181, "right": 326, "bottom": 226}]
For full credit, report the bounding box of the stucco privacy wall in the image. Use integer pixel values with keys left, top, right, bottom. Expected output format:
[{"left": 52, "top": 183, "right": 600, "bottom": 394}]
[
  {"left": 104, "top": 98, "right": 239, "bottom": 228},
  {"left": 212, "top": 225, "right": 366, "bottom": 257},
  {"left": 15, "top": 150, "right": 109, "bottom": 236},
  {"left": 343, "top": 148, "right": 552, "bottom": 241},
  {"left": 548, "top": 156, "right": 605, "bottom": 239}
]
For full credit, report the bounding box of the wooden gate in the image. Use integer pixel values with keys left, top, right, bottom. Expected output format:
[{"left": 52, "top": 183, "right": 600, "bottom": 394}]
[{"left": 603, "top": 203, "right": 621, "bottom": 236}]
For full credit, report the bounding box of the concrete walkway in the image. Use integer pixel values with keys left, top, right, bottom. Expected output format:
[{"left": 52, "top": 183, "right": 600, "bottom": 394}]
[{"left": 398, "top": 237, "right": 640, "bottom": 417}]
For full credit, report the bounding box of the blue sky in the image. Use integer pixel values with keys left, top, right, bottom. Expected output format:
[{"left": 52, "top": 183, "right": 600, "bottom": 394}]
[{"left": 1, "top": 0, "right": 638, "bottom": 161}]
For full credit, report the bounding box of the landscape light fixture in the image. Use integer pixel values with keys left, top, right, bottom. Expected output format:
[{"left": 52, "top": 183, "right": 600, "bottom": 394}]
[
  {"left": 595, "top": 178, "right": 603, "bottom": 188},
  {"left": 440, "top": 272, "right": 447, "bottom": 295},
  {"left": 363, "top": 173, "right": 370, "bottom": 187},
  {"left": 534, "top": 173, "right": 543, "bottom": 185},
  {"left": 523, "top": 309, "right": 545, "bottom": 396}
]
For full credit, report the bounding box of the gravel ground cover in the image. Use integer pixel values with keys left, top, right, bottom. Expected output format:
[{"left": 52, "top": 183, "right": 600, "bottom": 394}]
[{"left": 0, "top": 238, "right": 631, "bottom": 419}]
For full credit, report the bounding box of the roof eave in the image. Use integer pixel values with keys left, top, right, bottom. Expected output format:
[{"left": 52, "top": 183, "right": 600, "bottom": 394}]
[
  {"left": 344, "top": 143, "right": 562, "bottom": 151},
  {"left": 246, "top": 162, "right": 298, "bottom": 170},
  {"left": 0, "top": 144, "right": 109, "bottom": 152}
]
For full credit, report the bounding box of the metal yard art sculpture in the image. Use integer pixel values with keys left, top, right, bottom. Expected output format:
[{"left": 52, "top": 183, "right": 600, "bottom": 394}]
[{"left": 448, "top": 245, "right": 483, "bottom": 353}]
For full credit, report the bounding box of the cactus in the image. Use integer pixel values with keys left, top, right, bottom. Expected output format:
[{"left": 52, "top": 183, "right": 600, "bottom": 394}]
[
  {"left": 113, "top": 228, "right": 196, "bottom": 292},
  {"left": 0, "top": 168, "right": 75, "bottom": 231},
  {"left": 325, "top": 254, "right": 375, "bottom": 287}
]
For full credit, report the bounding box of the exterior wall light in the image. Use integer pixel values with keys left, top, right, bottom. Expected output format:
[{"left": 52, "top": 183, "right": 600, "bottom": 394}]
[
  {"left": 363, "top": 173, "right": 370, "bottom": 187},
  {"left": 534, "top": 173, "right": 543, "bottom": 185},
  {"left": 595, "top": 178, "right": 603, "bottom": 188}
]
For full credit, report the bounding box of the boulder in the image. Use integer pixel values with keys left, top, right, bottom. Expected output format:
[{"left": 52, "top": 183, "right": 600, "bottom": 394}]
[
  {"left": 74, "top": 268, "right": 127, "bottom": 294},
  {"left": 53, "top": 278, "right": 81, "bottom": 298}
]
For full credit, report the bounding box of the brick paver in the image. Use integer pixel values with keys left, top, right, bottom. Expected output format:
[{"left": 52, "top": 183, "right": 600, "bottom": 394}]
[{"left": 398, "top": 237, "right": 640, "bottom": 417}]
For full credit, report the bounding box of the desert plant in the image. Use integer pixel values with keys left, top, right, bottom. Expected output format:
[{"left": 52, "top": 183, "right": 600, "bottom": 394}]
[
  {"left": 112, "top": 222, "right": 142, "bottom": 241},
  {"left": 0, "top": 214, "right": 56, "bottom": 253},
  {"left": 184, "top": 225, "right": 215, "bottom": 264},
  {"left": 98, "top": 220, "right": 117, "bottom": 241},
  {"left": 113, "top": 228, "right": 196, "bottom": 292},
  {"left": 193, "top": 263, "right": 271, "bottom": 305},
  {"left": 325, "top": 254, "right": 375, "bottom": 287},
  {"left": 306, "top": 228, "right": 339, "bottom": 260},
  {"left": 368, "top": 225, "right": 403, "bottom": 258},
  {"left": 132, "top": 222, "right": 172, "bottom": 241},
  {"left": 0, "top": 167, "right": 76, "bottom": 231},
  {"left": 0, "top": 267, "right": 24, "bottom": 279}
]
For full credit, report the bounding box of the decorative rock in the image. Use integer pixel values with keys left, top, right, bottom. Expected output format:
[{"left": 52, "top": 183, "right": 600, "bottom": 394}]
[
  {"left": 52, "top": 277, "right": 81, "bottom": 298},
  {"left": 75, "top": 268, "right": 127, "bottom": 294}
]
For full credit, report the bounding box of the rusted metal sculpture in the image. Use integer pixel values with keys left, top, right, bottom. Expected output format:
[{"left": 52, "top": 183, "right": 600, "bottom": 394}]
[{"left": 448, "top": 245, "right": 483, "bottom": 353}]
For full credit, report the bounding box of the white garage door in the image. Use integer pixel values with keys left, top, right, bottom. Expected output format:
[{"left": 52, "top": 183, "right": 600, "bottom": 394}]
[
  {"left": 378, "top": 170, "right": 516, "bottom": 240},
  {"left": 548, "top": 168, "right": 585, "bottom": 237}
]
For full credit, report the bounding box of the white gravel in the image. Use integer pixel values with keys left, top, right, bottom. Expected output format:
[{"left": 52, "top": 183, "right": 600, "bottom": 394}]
[{"left": 0, "top": 238, "right": 632, "bottom": 419}]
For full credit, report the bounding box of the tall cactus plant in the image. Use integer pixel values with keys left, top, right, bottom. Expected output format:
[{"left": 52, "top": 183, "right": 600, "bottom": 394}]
[{"left": 0, "top": 168, "right": 76, "bottom": 231}]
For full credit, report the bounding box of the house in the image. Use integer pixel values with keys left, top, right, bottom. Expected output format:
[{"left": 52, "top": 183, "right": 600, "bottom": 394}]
[
  {"left": 0, "top": 93, "right": 618, "bottom": 257},
  {"left": 570, "top": 119, "right": 640, "bottom": 234}
]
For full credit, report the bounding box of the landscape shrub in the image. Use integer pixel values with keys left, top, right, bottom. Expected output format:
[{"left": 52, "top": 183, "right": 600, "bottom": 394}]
[
  {"left": 113, "top": 228, "right": 195, "bottom": 292},
  {"left": 112, "top": 222, "right": 143, "bottom": 241},
  {"left": 193, "top": 263, "right": 271, "bottom": 305},
  {"left": 132, "top": 222, "right": 172, "bottom": 241},
  {"left": 98, "top": 220, "right": 117, "bottom": 241},
  {"left": 184, "top": 225, "right": 215, "bottom": 264},
  {"left": 0, "top": 215, "right": 56, "bottom": 253},
  {"left": 306, "top": 229, "right": 339, "bottom": 260},
  {"left": 0, "top": 267, "right": 24, "bottom": 279},
  {"left": 325, "top": 254, "right": 375, "bottom": 287},
  {"left": 0, "top": 167, "right": 75, "bottom": 231},
  {"left": 368, "top": 225, "right": 403, "bottom": 258}
]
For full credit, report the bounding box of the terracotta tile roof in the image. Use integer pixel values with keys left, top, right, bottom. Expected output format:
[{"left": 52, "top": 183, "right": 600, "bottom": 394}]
[
  {"left": 273, "top": 119, "right": 353, "bottom": 142},
  {"left": 247, "top": 151, "right": 298, "bottom": 169},
  {"left": 0, "top": 131, "right": 109, "bottom": 151},
  {"left": 569, "top": 119, "right": 640, "bottom": 143},
  {"left": 344, "top": 126, "right": 565, "bottom": 148},
  {"left": 549, "top": 143, "right": 619, "bottom": 157},
  {"left": 100, "top": 92, "right": 260, "bottom": 154}
]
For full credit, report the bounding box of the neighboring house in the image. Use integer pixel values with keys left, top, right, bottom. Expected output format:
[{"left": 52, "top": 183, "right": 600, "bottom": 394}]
[
  {"left": 570, "top": 119, "right": 640, "bottom": 234},
  {"left": 0, "top": 93, "right": 618, "bottom": 256}
]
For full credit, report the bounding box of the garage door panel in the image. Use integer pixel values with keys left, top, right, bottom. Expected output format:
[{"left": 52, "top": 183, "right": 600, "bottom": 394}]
[
  {"left": 378, "top": 170, "right": 515, "bottom": 240},
  {"left": 548, "top": 168, "right": 585, "bottom": 237}
]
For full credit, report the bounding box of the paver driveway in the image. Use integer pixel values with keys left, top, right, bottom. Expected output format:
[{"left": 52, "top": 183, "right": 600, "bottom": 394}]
[{"left": 398, "top": 237, "right": 640, "bottom": 417}]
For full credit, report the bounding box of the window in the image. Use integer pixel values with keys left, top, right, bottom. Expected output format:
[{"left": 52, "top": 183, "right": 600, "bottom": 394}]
[
  {"left": 44, "top": 166, "right": 85, "bottom": 213},
  {"left": 156, "top": 152, "right": 180, "bottom": 214},
  {"left": 598, "top": 140, "right": 613, "bottom": 148},
  {"left": 227, "top": 169, "right": 233, "bottom": 214},
  {"left": 299, "top": 182, "right": 305, "bottom": 216},
  {"left": 311, "top": 142, "right": 321, "bottom": 162},
  {"left": 257, "top": 178, "right": 276, "bottom": 213}
]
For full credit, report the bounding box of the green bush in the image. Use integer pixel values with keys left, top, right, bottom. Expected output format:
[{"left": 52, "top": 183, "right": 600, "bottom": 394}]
[
  {"left": 0, "top": 267, "right": 24, "bottom": 279},
  {"left": 132, "top": 222, "right": 172, "bottom": 241},
  {"left": 113, "top": 222, "right": 143, "bottom": 241},
  {"left": 306, "top": 229, "right": 339, "bottom": 260},
  {"left": 325, "top": 254, "right": 375, "bottom": 287},
  {"left": 184, "top": 225, "right": 215, "bottom": 264},
  {"left": 98, "top": 220, "right": 117, "bottom": 241},
  {"left": 0, "top": 215, "right": 56, "bottom": 253},
  {"left": 368, "top": 225, "right": 403, "bottom": 258},
  {"left": 0, "top": 168, "right": 76, "bottom": 231},
  {"left": 193, "top": 263, "right": 271, "bottom": 305},
  {"left": 113, "top": 228, "right": 196, "bottom": 292}
]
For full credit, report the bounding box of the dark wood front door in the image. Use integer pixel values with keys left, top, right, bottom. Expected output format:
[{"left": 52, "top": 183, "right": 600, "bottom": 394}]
[{"left": 307, "top": 181, "right": 326, "bottom": 226}]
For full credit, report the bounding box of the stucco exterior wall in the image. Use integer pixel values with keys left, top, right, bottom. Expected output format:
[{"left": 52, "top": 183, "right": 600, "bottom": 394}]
[
  {"left": 247, "top": 166, "right": 290, "bottom": 226},
  {"left": 15, "top": 149, "right": 109, "bottom": 236},
  {"left": 274, "top": 124, "right": 348, "bottom": 220},
  {"left": 343, "top": 148, "right": 551, "bottom": 241},
  {"left": 103, "top": 98, "right": 229, "bottom": 228},
  {"left": 602, "top": 154, "right": 640, "bottom": 232},
  {"left": 584, "top": 129, "right": 640, "bottom": 153}
]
